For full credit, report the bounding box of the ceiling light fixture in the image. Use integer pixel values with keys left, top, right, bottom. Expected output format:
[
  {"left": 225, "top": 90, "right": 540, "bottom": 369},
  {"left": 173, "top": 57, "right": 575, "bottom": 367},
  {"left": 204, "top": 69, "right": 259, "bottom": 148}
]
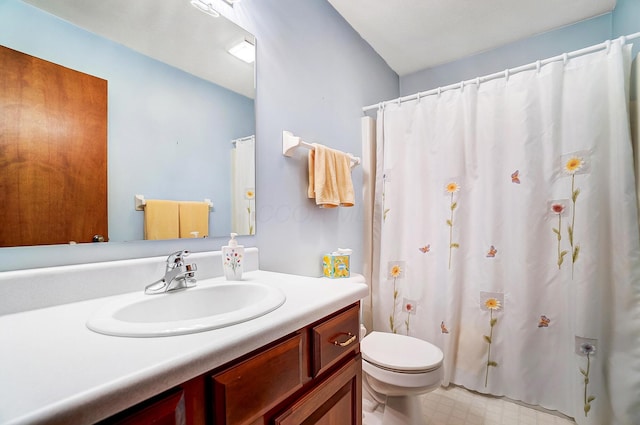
[
  {"left": 190, "top": 0, "right": 220, "bottom": 17},
  {"left": 228, "top": 38, "right": 255, "bottom": 64}
]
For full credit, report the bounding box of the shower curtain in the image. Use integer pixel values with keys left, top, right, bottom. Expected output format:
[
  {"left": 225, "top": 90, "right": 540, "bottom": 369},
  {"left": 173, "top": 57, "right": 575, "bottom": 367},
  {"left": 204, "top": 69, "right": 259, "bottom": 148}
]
[
  {"left": 231, "top": 136, "right": 255, "bottom": 235},
  {"left": 369, "top": 41, "right": 640, "bottom": 424}
]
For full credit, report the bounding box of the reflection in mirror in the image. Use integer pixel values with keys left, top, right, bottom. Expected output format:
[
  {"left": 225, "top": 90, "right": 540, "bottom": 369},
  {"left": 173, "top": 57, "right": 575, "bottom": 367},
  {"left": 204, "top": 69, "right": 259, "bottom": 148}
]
[
  {"left": 0, "top": 0, "right": 256, "bottom": 247},
  {"left": 0, "top": 45, "right": 108, "bottom": 247},
  {"left": 231, "top": 136, "right": 256, "bottom": 235}
]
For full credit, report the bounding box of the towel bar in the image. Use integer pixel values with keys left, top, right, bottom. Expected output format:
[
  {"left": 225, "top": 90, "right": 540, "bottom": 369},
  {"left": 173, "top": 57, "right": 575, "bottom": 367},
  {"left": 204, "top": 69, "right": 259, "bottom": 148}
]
[
  {"left": 134, "top": 195, "right": 214, "bottom": 211},
  {"left": 282, "top": 131, "right": 361, "bottom": 167}
]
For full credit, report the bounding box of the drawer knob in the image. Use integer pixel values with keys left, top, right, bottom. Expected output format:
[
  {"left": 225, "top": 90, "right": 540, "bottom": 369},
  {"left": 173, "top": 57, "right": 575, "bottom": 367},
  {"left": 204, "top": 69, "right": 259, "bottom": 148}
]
[{"left": 332, "top": 332, "right": 356, "bottom": 347}]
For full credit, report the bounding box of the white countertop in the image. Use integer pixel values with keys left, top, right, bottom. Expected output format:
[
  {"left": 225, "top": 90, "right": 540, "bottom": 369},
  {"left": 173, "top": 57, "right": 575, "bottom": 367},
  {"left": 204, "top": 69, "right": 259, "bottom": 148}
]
[{"left": 0, "top": 270, "right": 368, "bottom": 425}]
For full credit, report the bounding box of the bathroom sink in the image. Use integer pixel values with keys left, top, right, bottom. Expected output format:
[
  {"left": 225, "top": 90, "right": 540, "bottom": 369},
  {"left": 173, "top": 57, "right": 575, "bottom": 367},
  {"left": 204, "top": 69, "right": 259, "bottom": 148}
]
[{"left": 86, "top": 281, "right": 286, "bottom": 337}]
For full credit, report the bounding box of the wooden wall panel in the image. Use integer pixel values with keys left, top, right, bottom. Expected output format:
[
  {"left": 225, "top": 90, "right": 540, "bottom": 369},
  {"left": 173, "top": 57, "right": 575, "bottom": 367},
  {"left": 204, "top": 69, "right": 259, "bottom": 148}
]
[{"left": 0, "top": 45, "right": 108, "bottom": 246}]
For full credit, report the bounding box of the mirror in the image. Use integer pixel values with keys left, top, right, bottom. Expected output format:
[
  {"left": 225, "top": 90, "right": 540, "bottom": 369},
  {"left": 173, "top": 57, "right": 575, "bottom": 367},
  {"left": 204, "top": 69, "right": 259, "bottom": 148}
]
[{"left": 0, "top": 0, "right": 256, "bottom": 246}]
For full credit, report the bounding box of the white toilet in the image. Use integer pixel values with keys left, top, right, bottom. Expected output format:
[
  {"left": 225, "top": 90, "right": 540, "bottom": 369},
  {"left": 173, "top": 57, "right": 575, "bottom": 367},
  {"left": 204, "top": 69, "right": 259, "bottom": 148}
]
[{"left": 360, "top": 331, "right": 444, "bottom": 425}]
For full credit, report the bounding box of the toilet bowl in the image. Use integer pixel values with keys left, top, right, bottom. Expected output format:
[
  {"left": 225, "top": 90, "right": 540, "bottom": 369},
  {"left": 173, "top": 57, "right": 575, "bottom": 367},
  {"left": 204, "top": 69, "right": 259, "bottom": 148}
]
[{"left": 360, "top": 331, "right": 444, "bottom": 425}]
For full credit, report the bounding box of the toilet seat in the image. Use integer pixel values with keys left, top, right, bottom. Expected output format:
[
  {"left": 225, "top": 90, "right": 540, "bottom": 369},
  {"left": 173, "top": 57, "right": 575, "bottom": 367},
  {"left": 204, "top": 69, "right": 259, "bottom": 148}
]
[{"left": 361, "top": 331, "right": 443, "bottom": 373}]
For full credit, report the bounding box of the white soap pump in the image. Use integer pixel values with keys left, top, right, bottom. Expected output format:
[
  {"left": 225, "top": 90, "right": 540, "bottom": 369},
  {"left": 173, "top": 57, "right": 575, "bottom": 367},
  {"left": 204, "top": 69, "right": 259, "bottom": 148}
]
[{"left": 222, "top": 233, "right": 244, "bottom": 280}]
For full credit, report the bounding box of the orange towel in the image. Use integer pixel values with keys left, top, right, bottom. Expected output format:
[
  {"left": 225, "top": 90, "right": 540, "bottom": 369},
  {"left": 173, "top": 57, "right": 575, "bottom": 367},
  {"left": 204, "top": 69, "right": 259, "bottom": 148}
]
[
  {"left": 308, "top": 143, "right": 355, "bottom": 208},
  {"left": 144, "top": 200, "right": 179, "bottom": 240},
  {"left": 179, "top": 201, "right": 209, "bottom": 238}
]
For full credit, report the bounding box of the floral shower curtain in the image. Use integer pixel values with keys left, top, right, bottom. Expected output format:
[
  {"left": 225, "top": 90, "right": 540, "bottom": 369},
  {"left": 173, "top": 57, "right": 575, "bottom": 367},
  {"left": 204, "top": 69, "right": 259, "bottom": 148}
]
[
  {"left": 371, "top": 41, "right": 640, "bottom": 424},
  {"left": 231, "top": 136, "right": 255, "bottom": 235}
]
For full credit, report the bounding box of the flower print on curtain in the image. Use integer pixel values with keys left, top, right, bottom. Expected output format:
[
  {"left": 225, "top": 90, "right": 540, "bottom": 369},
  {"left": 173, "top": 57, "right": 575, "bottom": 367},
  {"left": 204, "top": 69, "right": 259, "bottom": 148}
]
[
  {"left": 245, "top": 188, "right": 255, "bottom": 235},
  {"left": 561, "top": 151, "right": 590, "bottom": 278},
  {"left": 387, "top": 261, "right": 405, "bottom": 334},
  {"left": 576, "top": 337, "right": 598, "bottom": 417},
  {"left": 445, "top": 181, "right": 461, "bottom": 269},
  {"left": 549, "top": 200, "right": 570, "bottom": 269},
  {"left": 481, "top": 292, "right": 503, "bottom": 387},
  {"left": 403, "top": 298, "right": 417, "bottom": 335}
]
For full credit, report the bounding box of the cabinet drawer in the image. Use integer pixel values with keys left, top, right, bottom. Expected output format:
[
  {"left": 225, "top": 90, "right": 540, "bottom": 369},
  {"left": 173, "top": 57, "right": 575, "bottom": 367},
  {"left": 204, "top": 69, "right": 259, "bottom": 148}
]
[
  {"left": 312, "top": 304, "right": 360, "bottom": 377},
  {"left": 211, "top": 332, "right": 305, "bottom": 425}
]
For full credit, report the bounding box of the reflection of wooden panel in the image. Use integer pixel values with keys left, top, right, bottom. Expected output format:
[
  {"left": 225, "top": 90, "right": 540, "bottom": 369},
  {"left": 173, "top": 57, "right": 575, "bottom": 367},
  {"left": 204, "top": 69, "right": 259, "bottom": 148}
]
[{"left": 0, "top": 45, "right": 107, "bottom": 247}]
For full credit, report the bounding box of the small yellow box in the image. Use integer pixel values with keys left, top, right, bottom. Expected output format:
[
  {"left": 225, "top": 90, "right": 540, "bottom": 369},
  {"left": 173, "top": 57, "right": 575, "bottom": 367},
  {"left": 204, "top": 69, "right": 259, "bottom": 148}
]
[{"left": 323, "top": 254, "right": 350, "bottom": 278}]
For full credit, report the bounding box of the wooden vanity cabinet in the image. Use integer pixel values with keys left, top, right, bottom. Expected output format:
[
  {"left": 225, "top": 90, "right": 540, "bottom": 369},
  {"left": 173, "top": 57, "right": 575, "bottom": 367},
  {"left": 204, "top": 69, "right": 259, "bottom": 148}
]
[
  {"left": 100, "top": 302, "right": 361, "bottom": 425},
  {"left": 210, "top": 302, "right": 361, "bottom": 425}
]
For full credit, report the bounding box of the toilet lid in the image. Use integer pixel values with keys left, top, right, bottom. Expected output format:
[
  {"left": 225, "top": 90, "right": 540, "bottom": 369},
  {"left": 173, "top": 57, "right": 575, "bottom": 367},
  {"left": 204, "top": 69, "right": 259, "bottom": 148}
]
[{"left": 361, "top": 331, "right": 444, "bottom": 372}]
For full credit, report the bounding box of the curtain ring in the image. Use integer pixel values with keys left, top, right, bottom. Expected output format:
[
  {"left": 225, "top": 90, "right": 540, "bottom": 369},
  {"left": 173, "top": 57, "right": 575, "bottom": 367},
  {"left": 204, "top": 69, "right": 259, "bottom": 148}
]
[
  {"left": 459, "top": 81, "right": 465, "bottom": 92},
  {"left": 536, "top": 60, "right": 541, "bottom": 74},
  {"left": 605, "top": 39, "right": 611, "bottom": 53},
  {"left": 475, "top": 77, "right": 480, "bottom": 86},
  {"left": 437, "top": 87, "right": 441, "bottom": 97},
  {"left": 562, "top": 53, "right": 568, "bottom": 65},
  {"left": 504, "top": 69, "right": 510, "bottom": 81},
  {"left": 620, "top": 35, "right": 627, "bottom": 46},
  {"left": 416, "top": 92, "right": 421, "bottom": 103}
]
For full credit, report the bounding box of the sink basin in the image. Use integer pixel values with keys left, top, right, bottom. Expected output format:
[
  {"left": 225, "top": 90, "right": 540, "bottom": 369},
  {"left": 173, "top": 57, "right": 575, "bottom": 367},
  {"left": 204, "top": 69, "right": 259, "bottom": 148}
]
[{"left": 86, "top": 281, "right": 286, "bottom": 337}]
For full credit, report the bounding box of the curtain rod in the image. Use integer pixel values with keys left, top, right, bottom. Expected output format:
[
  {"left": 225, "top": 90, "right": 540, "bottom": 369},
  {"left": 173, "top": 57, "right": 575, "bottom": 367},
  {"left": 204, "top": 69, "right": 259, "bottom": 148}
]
[
  {"left": 363, "top": 32, "right": 640, "bottom": 113},
  {"left": 231, "top": 135, "right": 255, "bottom": 145}
]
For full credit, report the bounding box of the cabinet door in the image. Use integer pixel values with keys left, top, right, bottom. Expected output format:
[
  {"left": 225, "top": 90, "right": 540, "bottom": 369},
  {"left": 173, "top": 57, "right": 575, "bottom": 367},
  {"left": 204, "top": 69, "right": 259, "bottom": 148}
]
[{"left": 274, "top": 354, "right": 362, "bottom": 425}]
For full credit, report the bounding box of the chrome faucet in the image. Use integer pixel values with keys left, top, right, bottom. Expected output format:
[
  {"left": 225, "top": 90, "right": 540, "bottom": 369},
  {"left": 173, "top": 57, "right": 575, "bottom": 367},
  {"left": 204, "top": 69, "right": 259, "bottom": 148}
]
[{"left": 145, "top": 250, "right": 198, "bottom": 294}]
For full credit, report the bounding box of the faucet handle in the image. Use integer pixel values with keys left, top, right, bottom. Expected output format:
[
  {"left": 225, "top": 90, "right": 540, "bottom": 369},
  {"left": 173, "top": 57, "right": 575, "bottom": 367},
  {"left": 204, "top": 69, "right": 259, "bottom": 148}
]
[{"left": 166, "top": 250, "right": 190, "bottom": 268}]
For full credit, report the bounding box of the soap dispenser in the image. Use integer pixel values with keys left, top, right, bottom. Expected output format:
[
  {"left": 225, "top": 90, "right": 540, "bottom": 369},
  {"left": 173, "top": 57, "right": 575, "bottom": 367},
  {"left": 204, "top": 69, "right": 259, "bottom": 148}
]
[{"left": 222, "top": 233, "right": 243, "bottom": 280}]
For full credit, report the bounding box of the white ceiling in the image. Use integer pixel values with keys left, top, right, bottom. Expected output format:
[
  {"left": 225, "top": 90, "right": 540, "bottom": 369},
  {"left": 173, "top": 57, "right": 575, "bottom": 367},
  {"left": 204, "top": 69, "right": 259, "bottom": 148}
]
[
  {"left": 21, "top": 0, "right": 617, "bottom": 89},
  {"left": 22, "top": 0, "right": 256, "bottom": 98},
  {"left": 328, "top": 0, "right": 617, "bottom": 76}
]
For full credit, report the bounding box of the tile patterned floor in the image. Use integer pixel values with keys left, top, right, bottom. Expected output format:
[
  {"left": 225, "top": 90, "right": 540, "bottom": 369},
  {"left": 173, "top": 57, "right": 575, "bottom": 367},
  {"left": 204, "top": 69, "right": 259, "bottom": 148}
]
[{"left": 420, "top": 386, "right": 576, "bottom": 425}]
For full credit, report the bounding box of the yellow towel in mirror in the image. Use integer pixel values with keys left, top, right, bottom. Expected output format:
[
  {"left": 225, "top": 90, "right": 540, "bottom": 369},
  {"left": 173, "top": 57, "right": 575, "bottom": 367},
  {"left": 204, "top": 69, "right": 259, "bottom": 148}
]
[
  {"left": 179, "top": 201, "right": 209, "bottom": 238},
  {"left": 308, "top": 144, "right": 354, "bottom": 208},
  {"left": 144, "top": 200, "right": 179, "bottom": 240}
]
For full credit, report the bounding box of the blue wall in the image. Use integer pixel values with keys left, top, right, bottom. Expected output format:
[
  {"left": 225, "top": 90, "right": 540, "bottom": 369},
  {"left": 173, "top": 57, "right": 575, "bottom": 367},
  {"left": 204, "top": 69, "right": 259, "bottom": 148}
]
[
  {"left": 613, "top": 0, "right": 640, "bottom": 39},
  {"left": 236, "top": 0, "right": 398, "bottom": 275},
  {"left": 400, "top": 0, "right": 640, "bottom": 97}
]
